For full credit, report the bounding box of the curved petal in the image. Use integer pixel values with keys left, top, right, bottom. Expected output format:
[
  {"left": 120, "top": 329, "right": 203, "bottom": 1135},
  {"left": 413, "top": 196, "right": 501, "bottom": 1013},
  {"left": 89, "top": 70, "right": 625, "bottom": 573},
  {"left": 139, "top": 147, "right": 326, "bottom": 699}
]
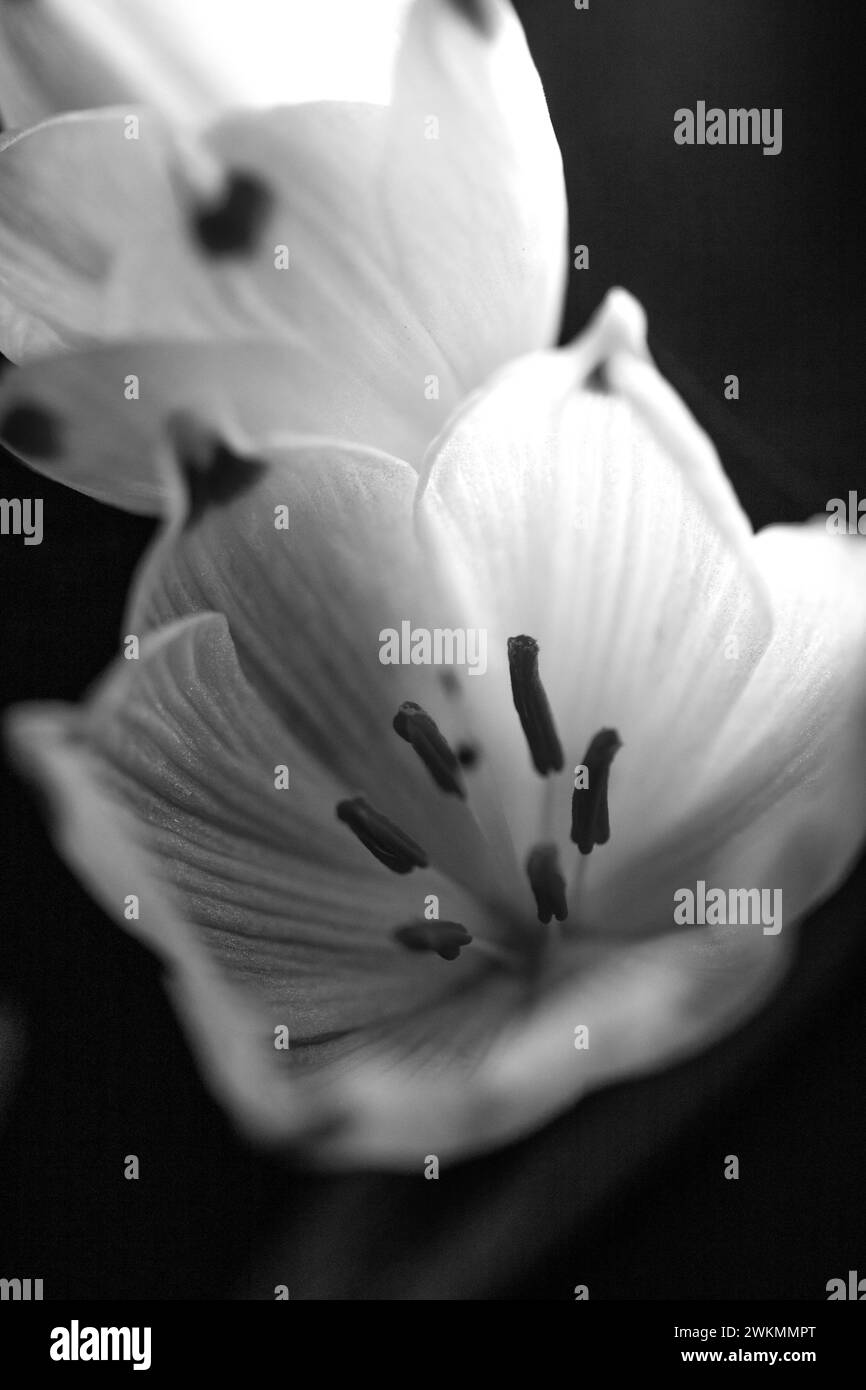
[
  {"left": 5, "top": 614, "right": 513, "bottom": 1124},
  {"left": 0, "top": 338, "right": 370, "bottom": 513},
  {"left": 306, "top": 916, "right": 790, "bottom": 1166},
  {"left": 4, "top": 635, "right": 325, "bottom": 1143},
  {"left": 0, "top": 0, "right": 408, "bottom": 127},
  {"left": 605, "top": 522, "right": 866, "bottom": 934},
  {"left": 381, "top": 0, "right": 567, "bottom": 394}
]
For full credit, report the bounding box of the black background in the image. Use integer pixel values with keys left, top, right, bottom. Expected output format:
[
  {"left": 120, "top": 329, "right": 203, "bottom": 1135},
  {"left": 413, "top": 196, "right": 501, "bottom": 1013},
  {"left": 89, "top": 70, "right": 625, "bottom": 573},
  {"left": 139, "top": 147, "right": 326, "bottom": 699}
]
[{"left": 0, "top": 0, "right": 863, "bottom": 1299}]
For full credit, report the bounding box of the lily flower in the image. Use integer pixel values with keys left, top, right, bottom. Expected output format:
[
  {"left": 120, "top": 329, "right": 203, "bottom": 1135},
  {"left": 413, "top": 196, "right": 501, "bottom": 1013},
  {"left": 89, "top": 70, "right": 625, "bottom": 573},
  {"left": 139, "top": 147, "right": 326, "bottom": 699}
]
[
  {"left": 8, "top": 290, "right": 866, "bottom": 1166},
  {"left": 0, "top": 0, "right": 567, "bottom": 511}
]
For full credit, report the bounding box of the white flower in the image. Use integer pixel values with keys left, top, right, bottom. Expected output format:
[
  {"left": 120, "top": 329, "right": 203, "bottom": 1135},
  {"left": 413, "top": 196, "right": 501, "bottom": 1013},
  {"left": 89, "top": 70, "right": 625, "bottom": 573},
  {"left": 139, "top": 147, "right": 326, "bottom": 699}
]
[
  {"left": 0, "top": 0, "right": 566, "bottom": 511},
  {"left": 8, "top": 291, "right": 866, "bottom": 1166}
]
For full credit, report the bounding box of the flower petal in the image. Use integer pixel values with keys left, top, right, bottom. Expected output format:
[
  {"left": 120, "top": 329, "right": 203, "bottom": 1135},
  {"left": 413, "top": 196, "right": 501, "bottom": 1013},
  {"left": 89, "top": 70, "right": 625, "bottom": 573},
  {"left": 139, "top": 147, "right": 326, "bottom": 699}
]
[
  {"left": 0, "top": 0, "right": 408, "bottom": 127},
  {"left": 596, "top": 522, "right": 866, "bottom": 936},
  {"left": 4, "top": 638, "right": 320, "bottom": 1143},
  {"left": 5, "top": 613, "right": 504, "bottom": 1121},
  {"left": 306, "top": 918, "right": 790, "bottom": 1166},
  {"left": 0, "top": 108, "right": 238, "bottom": 360},
  {"left": 0, "top": 338, "right": 366, "bottom": 513},
  {"left": 380, "top": 0, "right": 567, "bottom": 396}
]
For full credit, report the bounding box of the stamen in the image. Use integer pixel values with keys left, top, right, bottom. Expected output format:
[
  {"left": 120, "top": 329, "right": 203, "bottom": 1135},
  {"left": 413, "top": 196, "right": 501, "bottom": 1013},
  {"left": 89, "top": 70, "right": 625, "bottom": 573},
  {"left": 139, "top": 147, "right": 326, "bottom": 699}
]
[
  {"left": 507, "top": 635, "right": 564, "bottom": 775},
  {"left": 394, "top": 920, "right": 472, "bottom": 961},
  {"left": 1, "top": 402, "right": 61, "bottom": 459},
  {"left": 336, "top": 797, "right": 428, "bottom": 874},
  {"left": 393, "top": 701, "right": 464, "bottom": 797},
  {"left": 571, "top": 728, "right": 622, "bottom": 855},
  {"left": 192, "top": 170, "right": 272, "bottom": 256},
  {"left": 526, "top": 843, "right": 568, "bottom": 923}
]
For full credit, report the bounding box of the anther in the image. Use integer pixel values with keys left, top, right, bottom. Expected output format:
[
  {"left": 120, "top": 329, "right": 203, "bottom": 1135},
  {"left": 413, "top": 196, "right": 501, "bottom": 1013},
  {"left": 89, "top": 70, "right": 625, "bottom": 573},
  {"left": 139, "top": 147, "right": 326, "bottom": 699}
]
[
  {"left": 446, "top": 0, "right": 498, "bottom": 37},
  {"left": 507, "top": 635, "right": 564, "bottom": 775},
  {"left": 192, "top": 170, "right": 272, "bottom": 256},
  {"left": 393, "top": 701, "right": 464, "bottom": 797},
  {"left": 526, "top": 843, "right": 568, "bottom": 923},
  {"left": 394, "top": 920, "right": 472, "bottom": 961},
  {"left": 571, "top": 728, "right": 622, "bottom": 855},
  {"left": 456, "top": 741, "right": 479, "bottom": 769},
  {"left": 336, "top": 797, "right": 429, "bottom": 874},
  {"left": 178, "top": 438, "right": 265, "bottom": 527}
]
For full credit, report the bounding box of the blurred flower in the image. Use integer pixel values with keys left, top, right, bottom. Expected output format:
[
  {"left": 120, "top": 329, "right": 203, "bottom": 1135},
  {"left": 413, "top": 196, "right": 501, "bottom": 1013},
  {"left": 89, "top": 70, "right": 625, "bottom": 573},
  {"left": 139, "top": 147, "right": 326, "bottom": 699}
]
[
  {"left": 8, "top": 291, "right": 866, "bottom": 1166},
  {"left": 0, "top": 0, "right": 409, "bottom": 127},
  {"left": 0, "top": 0, "right": 566, "bottom": 511}
]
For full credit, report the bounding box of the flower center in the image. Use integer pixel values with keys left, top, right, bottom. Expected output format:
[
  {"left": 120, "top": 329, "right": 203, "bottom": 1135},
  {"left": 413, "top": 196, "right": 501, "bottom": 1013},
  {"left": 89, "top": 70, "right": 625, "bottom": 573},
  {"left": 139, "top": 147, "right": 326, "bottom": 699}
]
[{"left": 335, "top": 635, "right": 621, "bottom": 965}]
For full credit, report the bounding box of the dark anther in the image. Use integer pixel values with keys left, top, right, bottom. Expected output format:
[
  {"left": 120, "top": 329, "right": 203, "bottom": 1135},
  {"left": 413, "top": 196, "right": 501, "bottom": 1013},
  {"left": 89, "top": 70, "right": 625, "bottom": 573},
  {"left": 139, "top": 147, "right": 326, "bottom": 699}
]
[
  {"left": 393, "top": 701, "right": 464, "bottom": 797},
  {"left": 571, "top": 728, "right": 622, "bottom": 855},
  {"left": 192, "top": 170, "right": 272, "bottom": 256},
  {"left": 585, "top": 362, "right": 610, "bottom": 394},
  {"left": 446, "top": 0, "right": 498, "bottom": 37},
  {"left": 336, "top": 796, "right": 429, "bottom": 874},
  {"left": 178, "top": 438, "right": 265, "bottom": 528},
  {"left": 1, "top": 402, "right": 61, "bottom": 459},
  {"left": 456, "top": 741, "right": 479, "bottom": 769},
  {"left": 526, "top": 843, "right": 568, "bottom": 924},
  {"left": 394, "top": 920, "right": 472, "bottom": 961},
  {"left": 507, "top": 635, "right": 564, "bottom": 775}
]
